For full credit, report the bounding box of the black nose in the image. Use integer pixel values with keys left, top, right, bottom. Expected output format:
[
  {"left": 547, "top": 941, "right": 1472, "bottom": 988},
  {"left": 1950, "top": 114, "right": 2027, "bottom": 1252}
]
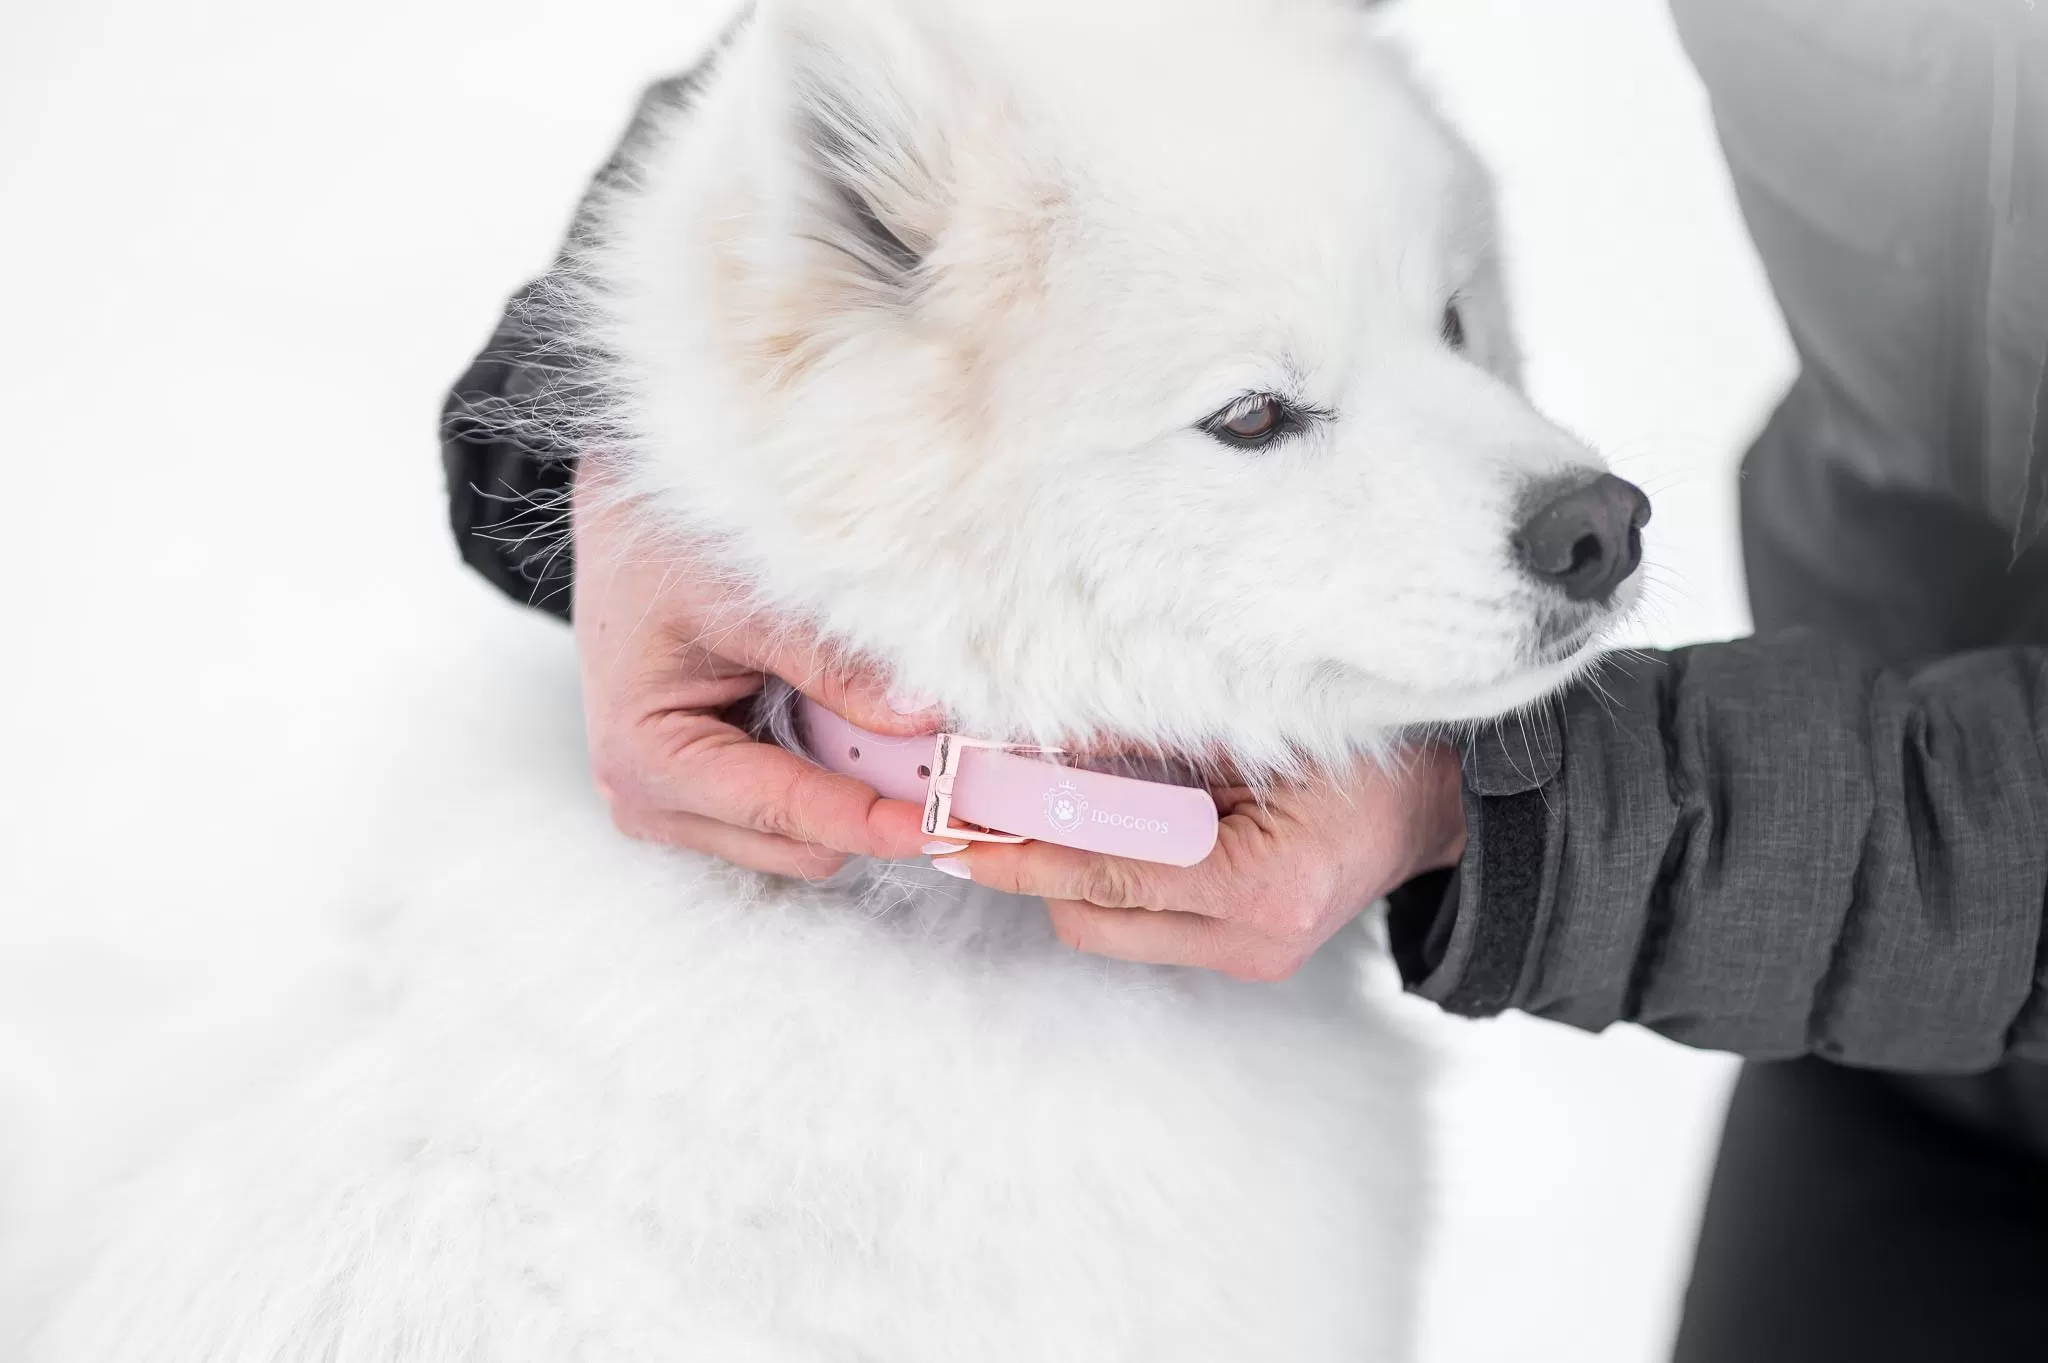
[{"left": 1514, "top": 474, "right": 1651, "bottom": 603}]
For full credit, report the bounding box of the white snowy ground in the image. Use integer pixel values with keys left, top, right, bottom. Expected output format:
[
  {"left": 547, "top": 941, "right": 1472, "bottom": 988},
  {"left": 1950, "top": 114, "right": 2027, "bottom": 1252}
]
[{"left": 0, "top": 2, "right": 1790, "bottom": 1359}]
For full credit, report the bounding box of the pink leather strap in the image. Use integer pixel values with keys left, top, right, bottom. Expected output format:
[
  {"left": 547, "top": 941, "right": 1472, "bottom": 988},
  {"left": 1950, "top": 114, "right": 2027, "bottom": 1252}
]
[{"left": 797, "top": 699, "right": 1219, "bottom": 868}]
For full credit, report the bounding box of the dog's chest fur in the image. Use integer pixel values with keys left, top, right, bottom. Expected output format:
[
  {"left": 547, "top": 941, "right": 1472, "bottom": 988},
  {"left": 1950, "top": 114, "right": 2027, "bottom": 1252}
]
[{"left": 28, "top": 770, "right": 1425, "bottom": 1361}]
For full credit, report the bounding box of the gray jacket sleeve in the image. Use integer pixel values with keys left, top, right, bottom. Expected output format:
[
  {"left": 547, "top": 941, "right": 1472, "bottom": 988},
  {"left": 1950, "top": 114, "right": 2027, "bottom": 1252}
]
[{"left": 1391, "top": 630, "right": 2048, "bottom": 1073}]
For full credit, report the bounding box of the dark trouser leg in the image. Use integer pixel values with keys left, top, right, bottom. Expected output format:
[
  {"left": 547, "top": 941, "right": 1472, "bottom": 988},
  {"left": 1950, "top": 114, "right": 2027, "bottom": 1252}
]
[{"left": 1671, "top": 1058, "right": 2048, "bottom": 1363}]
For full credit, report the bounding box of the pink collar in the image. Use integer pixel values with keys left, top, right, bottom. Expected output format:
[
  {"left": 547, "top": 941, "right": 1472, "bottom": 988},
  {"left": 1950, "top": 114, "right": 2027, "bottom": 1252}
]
[{"left": 797, "top": 698, "right": 1219, "bottom": 868}]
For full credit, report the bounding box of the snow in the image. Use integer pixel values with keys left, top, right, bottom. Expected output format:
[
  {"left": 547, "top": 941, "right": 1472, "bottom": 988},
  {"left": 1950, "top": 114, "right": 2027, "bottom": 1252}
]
[{"left": 0, "top": 2, "right": 1791, "bottom": 1358}]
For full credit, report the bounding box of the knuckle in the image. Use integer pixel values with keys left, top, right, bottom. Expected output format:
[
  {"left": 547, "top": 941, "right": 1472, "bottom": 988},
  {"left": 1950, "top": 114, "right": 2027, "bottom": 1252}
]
[
  {"left": 588, "top": 736, "right": 645, "bottom": 808},
  {"left": 739, "top": 769, "right": 808, "bottom": 843},
  {"left": 751, "top": 793, "right": 800, "bottom": 842},
  {"left": 1081, "top": 862, "right": 1134, "bottom": 909}
]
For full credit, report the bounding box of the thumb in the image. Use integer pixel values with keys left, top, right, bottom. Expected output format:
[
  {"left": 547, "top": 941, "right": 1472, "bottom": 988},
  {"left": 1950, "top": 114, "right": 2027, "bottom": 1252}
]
[{"left": 742, "top": 620, "right": 942, "bottom": 738}]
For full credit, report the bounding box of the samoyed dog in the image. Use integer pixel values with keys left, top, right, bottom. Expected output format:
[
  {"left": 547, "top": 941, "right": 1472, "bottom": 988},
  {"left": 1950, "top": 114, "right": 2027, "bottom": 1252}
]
[{"left": 13, "top": 1, "right": 1643, "bottom": 1359}]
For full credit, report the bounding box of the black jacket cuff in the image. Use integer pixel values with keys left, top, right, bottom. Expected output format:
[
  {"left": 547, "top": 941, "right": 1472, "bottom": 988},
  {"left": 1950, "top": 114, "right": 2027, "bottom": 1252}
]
[{"left": 1389, "top": 707, "right": 1564, "bottom": 1019}]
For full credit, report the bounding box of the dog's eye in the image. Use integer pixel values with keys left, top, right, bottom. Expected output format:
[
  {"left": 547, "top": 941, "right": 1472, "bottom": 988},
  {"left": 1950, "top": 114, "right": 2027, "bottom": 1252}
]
[
  {"left": 1203, "top": 396, "right": 1291, "bottom": 449},
  {"left": 1441, "top": 301, "right": 1467, "bottom": 351},
  {"left": 1222, "top": 399, "right": 1284, "bottom": 442}
]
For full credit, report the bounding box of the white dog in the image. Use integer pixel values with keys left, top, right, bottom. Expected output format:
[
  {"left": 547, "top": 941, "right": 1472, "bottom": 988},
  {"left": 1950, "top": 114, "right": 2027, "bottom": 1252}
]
[{"left": 15, "top": 1, "right": 1640, "bottom": 1359}]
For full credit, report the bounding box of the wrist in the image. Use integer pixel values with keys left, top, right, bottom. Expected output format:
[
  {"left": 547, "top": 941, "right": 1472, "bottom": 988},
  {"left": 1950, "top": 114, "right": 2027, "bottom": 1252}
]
[{"left": 1409, "top": 742, "right": 1468, "bottom": 879}]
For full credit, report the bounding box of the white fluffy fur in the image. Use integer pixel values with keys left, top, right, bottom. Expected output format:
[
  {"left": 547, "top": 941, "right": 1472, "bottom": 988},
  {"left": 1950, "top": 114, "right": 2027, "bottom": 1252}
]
[
  {"left": 590, "top": 0, "right": 1621, "bottom": 769},
  {"left": 13, "top": 2, "right": 1632, "bottom": 1359}
]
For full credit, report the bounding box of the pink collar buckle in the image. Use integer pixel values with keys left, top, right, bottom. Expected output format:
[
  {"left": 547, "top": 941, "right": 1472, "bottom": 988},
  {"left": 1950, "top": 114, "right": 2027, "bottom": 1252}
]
[{"left": 796, "top": 697, "right": 1220, "bottom": 868}]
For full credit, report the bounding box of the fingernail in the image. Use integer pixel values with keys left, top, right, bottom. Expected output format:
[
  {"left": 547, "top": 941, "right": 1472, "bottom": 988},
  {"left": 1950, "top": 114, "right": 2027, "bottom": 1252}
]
[
  {"left": 931, "top": 858, "right": 973, "bottom": 881},
  {"left": 888, "top": 686, "right": 939, "bottom": 716},
  {"left": 923, "top": 841, "right": 970, "bottom": 856}
]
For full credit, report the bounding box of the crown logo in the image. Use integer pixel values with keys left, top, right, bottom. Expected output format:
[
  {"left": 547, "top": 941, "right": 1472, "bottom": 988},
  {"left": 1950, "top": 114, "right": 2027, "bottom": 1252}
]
[{"left": 1042, "top": 779, "right": 1089, "bottom": 835}]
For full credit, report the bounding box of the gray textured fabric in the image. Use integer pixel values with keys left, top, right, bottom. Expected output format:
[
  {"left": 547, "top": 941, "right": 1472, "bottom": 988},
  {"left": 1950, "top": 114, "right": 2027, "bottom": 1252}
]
[
  {"left": 1411, "top": 637, "right": 2048, "bottom": 1071},
  {"left": 1400, "top": 0, "right": 2048, "bottom": 1083}
]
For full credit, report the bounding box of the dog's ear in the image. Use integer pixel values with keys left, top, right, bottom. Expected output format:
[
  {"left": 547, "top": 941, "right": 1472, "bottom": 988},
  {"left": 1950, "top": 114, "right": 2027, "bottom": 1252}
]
[{"left": 771, "top": 0, "right": 965, "bottom": 294}]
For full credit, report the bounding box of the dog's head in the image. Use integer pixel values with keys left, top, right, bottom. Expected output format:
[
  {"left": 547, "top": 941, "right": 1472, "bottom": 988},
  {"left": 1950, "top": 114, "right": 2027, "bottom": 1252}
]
[{"left": 584, "top": 0, "right": 1644, "bottom": 770}]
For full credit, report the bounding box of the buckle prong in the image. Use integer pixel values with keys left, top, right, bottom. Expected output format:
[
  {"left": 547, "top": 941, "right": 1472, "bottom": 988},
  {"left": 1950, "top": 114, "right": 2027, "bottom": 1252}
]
[{"left": 922, "top": 732, "right": 1063, "bottom": 844}]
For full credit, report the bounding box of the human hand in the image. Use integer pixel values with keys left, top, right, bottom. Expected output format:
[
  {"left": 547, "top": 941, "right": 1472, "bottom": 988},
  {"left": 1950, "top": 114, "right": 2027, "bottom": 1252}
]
[
  {"left": 573, "top": 469, "right": 940, "bottom": 878},
  {"left": 932, "top": 747, "right": 1467, "bottom": 981}
]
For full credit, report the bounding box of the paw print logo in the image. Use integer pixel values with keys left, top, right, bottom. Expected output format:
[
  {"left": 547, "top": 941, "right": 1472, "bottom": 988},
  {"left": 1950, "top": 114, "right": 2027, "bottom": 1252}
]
[{"left": 1042, "top": 780, "right": 1088, "bottom": 835}]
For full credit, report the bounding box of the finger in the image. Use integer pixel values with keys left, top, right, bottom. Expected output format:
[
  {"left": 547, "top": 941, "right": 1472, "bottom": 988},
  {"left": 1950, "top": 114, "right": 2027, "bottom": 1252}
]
[
  {"left": 626, "top": 718, "right": 933, "bottom": 861},
  {"left": 942, "top": 840, "right": 1219, "bottom": 914},
  {"left": 1042, "top": 900, "right": 1243, "bottom": 972},
  {"left": 572, "top": 473, "right": 939, "bottom": 738},
  {"left": 737, "top": 623, "right": 943, "bottom": 739},
  {"left": 611, "top": 806, "right": 852, "bottom": 881}
]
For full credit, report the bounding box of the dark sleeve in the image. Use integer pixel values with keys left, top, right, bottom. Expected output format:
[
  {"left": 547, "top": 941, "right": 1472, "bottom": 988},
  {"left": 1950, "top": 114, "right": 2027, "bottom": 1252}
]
[
  {"left": 1389, "top": 630, "right": 2048, "bottom": 1073},
  {"left": 441, "top": 280, "right": 581, "bottom": 621},
  {"left": 439, "top": 62, "right": 735, "bottom": 622}
]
